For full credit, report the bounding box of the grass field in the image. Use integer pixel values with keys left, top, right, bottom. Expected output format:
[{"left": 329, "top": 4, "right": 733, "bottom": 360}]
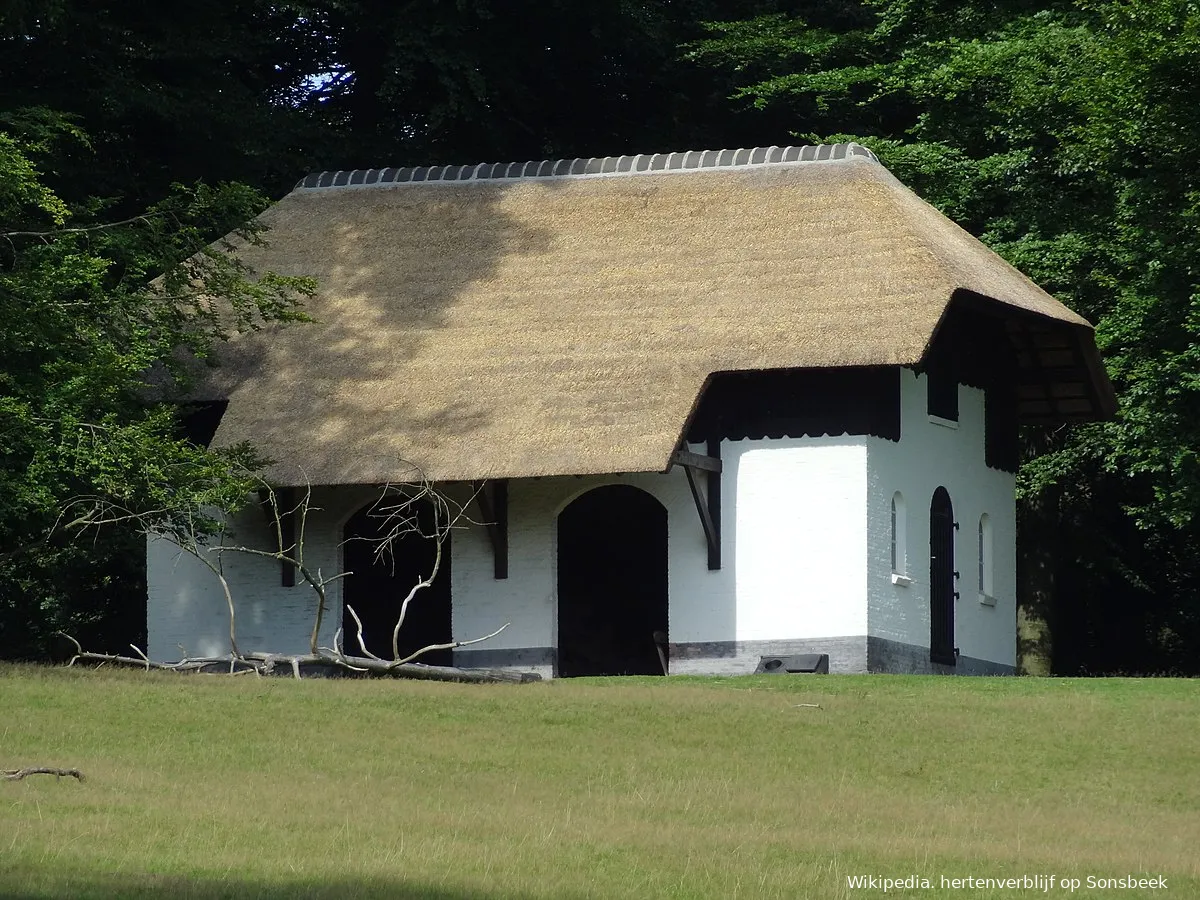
[{"left": 1, "top": 664, "right": 1198, "bottom": 899}]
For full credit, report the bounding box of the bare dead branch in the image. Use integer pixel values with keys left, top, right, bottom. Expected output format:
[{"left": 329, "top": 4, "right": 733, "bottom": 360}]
[
  {"left": 3, "top": 767, "right": 85, "bottom": 782},
  {"left": 60, "top": 635, "right": 533, "bottom": 683},
  {"left": 57, "top": 631, "right": 83, "bottom": 663},
  {"left": 344, "top": 604, "right": 385, "bottom": 662},
  {"left": 3, "top": 212, "right": 159, "bottom": 240},
  {"left": 129, "top": 643, "right": 151, "bottom": 671},
  {"left": 392, "top": 622, "right": 510, "bottom": 666},
  {"left": 66, "top": 649, "right": 214, "bottom": 671},
  {"left": 391, "top": 545, "right": 438, "bottom": 660},
  {"left": 59, "top": 463, "right": 520, "bottom": 685}
]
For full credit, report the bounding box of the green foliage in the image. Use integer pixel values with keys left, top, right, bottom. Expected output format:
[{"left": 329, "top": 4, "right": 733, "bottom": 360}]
[
  {"left": 0, "top": 113, "right": 314, "bottom": 658},
  {"left": 0, "top": 1, "right": 337, "bottom": 204},
  {"left": 0, "top": 0, "right": 797, "bottom": 661},
  {"left": 277, "top": 0, "right": 807, "bottom": 164}
]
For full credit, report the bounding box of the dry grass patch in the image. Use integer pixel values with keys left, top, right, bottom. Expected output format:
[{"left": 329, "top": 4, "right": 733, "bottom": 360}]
[{"left": 1, "top": 665, "right": 1197, "bottom": 898}]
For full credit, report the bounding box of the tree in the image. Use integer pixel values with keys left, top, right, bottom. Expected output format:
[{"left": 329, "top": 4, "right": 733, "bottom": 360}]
[
  {"left": 0, "top": 112, "right": 314, "bottom": 658},
  {"left": 0, "top": 0, "right": 337, "bottom": 206},
  {"left": 278, "top": 0, "right": 807, "bottom": 165}
]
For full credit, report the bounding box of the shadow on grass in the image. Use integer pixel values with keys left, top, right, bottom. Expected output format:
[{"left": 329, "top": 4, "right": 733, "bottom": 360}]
[{"left": 0, "top": 874, "right": 575, "bottom": 900}]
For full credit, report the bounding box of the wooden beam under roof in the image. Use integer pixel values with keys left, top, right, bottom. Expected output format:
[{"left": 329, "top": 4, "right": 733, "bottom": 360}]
[
  {"left": 473, "top": 479, "right": 509, "bottom": 579},
  {"left": 673, "top": 442, "right": 722, "bottom": 570}
]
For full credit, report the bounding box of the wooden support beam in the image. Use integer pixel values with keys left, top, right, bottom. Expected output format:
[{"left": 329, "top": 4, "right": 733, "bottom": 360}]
[
  {"left": 679, "top": 441, "right": 722, "bottom": 570},
  {"left": 706, "top": 438, "right": 721, "bottom": 570},
  {"left": 473, "top": 479, "right": 509, "bottom": 580},
  {"left": 492, "top": 479, "right": 508, "bottom": 580},
  {"left": 1008, "top": 319, "right": 1060, "bottom": 423},
  {"left": 670, "top": 449, "right": 723, "bottom": 473}
]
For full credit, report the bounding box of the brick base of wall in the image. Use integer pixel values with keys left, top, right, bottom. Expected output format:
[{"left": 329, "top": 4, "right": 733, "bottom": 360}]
[{"left": 454, "top": 637, "right": 1014, "bottom": 677}]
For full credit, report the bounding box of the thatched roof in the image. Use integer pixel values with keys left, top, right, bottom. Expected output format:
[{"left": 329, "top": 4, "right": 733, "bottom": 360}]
[{"left": 201, "top": 143, "right": 1115, "bottom": 486}]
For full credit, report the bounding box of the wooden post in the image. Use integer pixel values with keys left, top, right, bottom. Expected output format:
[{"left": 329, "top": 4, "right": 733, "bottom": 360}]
[{"left": 474, "top": 479, "right": 509, "bottom": 579}]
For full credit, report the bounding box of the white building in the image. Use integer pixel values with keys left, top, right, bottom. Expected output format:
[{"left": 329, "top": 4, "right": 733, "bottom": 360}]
[{"left": 148, "top": 144, "right": 1114, "bottom": 677}]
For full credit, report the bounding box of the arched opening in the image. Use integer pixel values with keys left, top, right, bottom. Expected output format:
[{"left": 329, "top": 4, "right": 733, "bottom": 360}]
[
  {"left": 557, "top": 485, "right": 668, "bottom": 677},
  {"left": 342, "top": 498, "right": 452, "bottom": 666},
  {"left": 929, "top": 487, "right": 956, "bottom": 665}
]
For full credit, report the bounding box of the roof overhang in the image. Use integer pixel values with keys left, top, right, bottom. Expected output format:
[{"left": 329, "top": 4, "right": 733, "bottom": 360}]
[{"left": 929, "top": 290, "right": 1116, "bottom": 424}]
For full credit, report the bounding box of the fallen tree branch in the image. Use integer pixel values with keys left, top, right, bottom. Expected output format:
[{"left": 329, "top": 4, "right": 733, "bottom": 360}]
[
  {"left": 56, "top": 473, "right": 519, "bottom": 685},
  {"left": 3, "top": 767, "right": 85, "bottom": 782}
]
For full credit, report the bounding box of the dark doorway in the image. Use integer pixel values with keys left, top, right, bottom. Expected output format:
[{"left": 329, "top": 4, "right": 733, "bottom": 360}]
[
  {"left": 557, "top": 485, "right": 668, "bottom": 676},
  {"left": 342, "top": 499, "right": 452, "bottom": 666},
  {"left": 929, "top": 486, "right": 957, "bottom": 666}
]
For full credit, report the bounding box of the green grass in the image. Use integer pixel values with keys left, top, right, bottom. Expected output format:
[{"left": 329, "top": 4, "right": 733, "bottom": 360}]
[{"left": 1, "top": 665, "right": 1198, "bottom": 899}]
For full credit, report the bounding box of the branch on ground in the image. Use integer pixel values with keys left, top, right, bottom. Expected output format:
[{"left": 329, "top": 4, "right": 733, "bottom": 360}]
[
  {"left": 57, "top": 465, "right": 517, "bottom": 684},
  {"left": 58, "top": 633, "right": 536, "bottom": 683},
  {"left": 3, "top": 767, "right": 85, "bottom": 782}
]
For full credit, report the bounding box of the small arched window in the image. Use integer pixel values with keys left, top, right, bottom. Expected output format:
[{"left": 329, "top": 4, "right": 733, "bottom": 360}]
[
  {"left": 890, "top": 492, "right": 907, "bottom": 577},
  {"left": 978, "top": 514, "right": 994, "bottom": 602}
]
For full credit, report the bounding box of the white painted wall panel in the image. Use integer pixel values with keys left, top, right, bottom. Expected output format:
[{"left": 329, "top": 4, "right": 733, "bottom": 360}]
[
  {"left": 732, "top": 438, "right": 869, "bottom": 640},
  {"left": 452, "top": 438, "right": 872, "bottom": 661},
  {"left": 146, "top": 536, "right": 233, "bottom": 659},
  {"left": 451, "top": 467, "right": 713, "bottom": 652},
  {"left": 866, "top": 370, "right": 1016, "bottom": 667},
  {"left": 147, "top": 486, "right": 376, "bottom": 660}
]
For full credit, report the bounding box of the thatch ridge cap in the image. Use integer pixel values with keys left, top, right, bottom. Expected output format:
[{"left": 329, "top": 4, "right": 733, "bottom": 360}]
[{"left": 294, "top": 143, "right": 879, "bottom": 190}]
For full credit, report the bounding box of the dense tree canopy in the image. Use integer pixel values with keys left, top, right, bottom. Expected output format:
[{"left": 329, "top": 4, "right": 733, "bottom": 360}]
[
  {"left": 0, "top": 110, "right": 312, "bottom": 656},
  {"left": 1, "top": 0, "right": 1197, "bottom": 671}
]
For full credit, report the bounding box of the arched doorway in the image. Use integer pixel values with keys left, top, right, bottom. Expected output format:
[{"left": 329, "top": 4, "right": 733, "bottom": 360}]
[
  {"left": 929, "top": 486, "right": 956, "bottom": 666},
  {"left": 557, "top": 485, "right": 668, "bottom": 677},
  {"left": 342, "top": 499, "right": 452, "bottom": 666}
]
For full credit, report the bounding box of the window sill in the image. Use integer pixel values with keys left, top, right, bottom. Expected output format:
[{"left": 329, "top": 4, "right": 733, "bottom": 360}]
[
  {"left": 891, "top": 573, "right": 912, "bottom": 587},
  {"left": 928, "top": 415, "right": 959, "bottom": 429},
  {"left": 978, "top": 593, "right": 997, "bottom": 607}
]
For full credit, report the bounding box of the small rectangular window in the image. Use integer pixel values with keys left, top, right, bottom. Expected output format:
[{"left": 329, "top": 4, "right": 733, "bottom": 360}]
[
  {"left": 890, "top": 492, "right": 906, "bottom": 576},
  {"left": 890, "top": 499, "right": 897, "bottom": 571},
  {"left": 927, "top": 366, "right": 958, "bottom": 421},
  {"left": 978, "top": 522, "right": 985, "bottom": 593},
  {"left": 985, "top": 386, "right": 1019, "bottom": 471},
  {"left": 978, "top": 514, "right": 993, "bottom": 599}
]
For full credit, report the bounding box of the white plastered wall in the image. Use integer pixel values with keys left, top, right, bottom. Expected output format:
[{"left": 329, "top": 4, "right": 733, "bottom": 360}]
[
  {"left": 866, "top": 370, "right": 1017, "bottom": 667},
  {"left": 729, "top": 437, "right": 868, "bottom": 641},
  {"left": 146, "top": 474, "right": 711, "bottom": 667},
  {"left": 450, "top": 466, "right": 710, "bottom": 657},
  {"left": 148, "top": 437, "right": 875, "bottom": 669},
  {"left": 450, "top": 437, "right": 871, "bottom": 665},
  {"left": 147, "top": 485, "right": 383, "bottom": 660}
]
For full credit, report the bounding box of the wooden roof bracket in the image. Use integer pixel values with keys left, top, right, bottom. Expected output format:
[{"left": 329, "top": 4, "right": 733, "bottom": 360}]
[
  {"left": 671, "top": 441, "right": 722, "bottom": 570},
  {"left": 473, "top": 479, "right": 509, "bottom": 579}
]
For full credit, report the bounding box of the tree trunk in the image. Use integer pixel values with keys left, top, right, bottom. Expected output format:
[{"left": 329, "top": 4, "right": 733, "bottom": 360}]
[{"left": 1017, "top": 487, "right": 1059, "bottom": 675}]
